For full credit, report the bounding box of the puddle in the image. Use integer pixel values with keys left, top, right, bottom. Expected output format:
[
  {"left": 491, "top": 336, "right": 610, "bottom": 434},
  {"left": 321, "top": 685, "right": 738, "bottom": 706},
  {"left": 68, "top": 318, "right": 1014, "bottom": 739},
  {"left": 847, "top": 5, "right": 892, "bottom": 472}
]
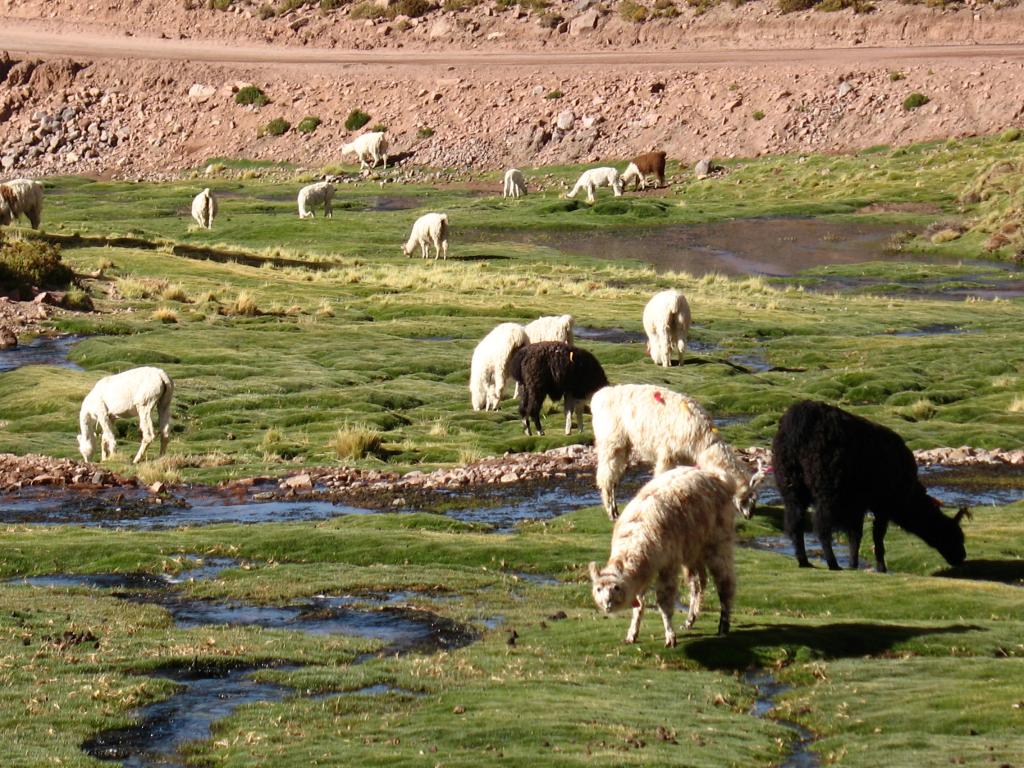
[
  {"left": 0, "top": 494, "right": 374, "bottom": 529},
  {"left": 506, "top": 571, "right": 560, "bottom": 586},
  {"left": 475, "top": 219, "right": 909, "bottom": 277},
  {"left": 743, "top": 670, "right": 820, "bottom": 768},
  {"left": 574, "top": 326, "right": 648, "bottom": 344},
  {"left": 14, "top": 557, "right": 477, "bottom": 767},
  {"left": 919, "top": 464, "right": 1024, "bottom": 508},
  {"left": 368, "top": 196, "right": 422, "bottom": 211},
  {"left": 471, "top": 218, "right": 1024, "bottom": 298},
  {"left": 728, "top": 352, "right": 773, "bottom": 373},
  {"left": 885, "top": 324, "right": 968, "bottom": 337},
  {"left": 745, "top": 535, "right": 869, "bottom": 570},
  {"left": 83, "top": 663, "right": 292, "bottom": 767},
  {"left": 0, "top": 334, "right": 85, "bottom": 373},
  {"left": 754, "top": 465, "right": 1024, "bottom": 511}
]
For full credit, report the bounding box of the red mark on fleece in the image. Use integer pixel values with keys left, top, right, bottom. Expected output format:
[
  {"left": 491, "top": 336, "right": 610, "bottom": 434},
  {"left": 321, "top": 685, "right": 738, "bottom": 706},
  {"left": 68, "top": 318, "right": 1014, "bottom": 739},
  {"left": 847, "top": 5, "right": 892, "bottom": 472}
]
[
  {"left": 653, "top": 391, "right": 665, "bottom": 405},
  {"left": 632, "top": 597, "right": 642, "bottom": 608}
]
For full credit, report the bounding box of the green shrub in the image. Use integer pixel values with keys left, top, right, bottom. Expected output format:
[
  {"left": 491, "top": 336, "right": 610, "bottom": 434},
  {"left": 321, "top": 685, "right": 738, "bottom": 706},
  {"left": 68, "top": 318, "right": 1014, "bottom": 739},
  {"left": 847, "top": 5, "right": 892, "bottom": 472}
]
[
  {"left": 297, "top": 116, "right": 322, "bottom": 134},
  {"left": 619, "top": 0, "right": 649, "bottom": 21},
  {"left": 208, "top": 0, "right": 232, "bottom": 9},
  {"left": 0, "top": 240, "right": 73, "bottom": 292},
  {"left": 258, "top": 2, "right": 276, "bottom": 16},
  {"left": 417, "top": 126, "right": 435, "bottom": 139},
  {"left": 539, "top": 11, "right": 564, "bottom": 27},
  {"left": 349, "top": 0, "right": 380, "bottom": 16},
  {"left": 752, "top": 110, "right": 765, "bottom": 121},
  {"left": 902, "top": 92, "right": 930, "bottom": 111},
  {"left": 777, "top": 0, "right": 816, "bottom": 12},
  {"left": 321, "top": 0, "right": 343, "bottom": 8},
  {"left": 889, "top": 70, "right": 905, "bottom": 81},
  {"left": 277, "top": 0, "right": 313, "bottom": 11},
  {"left": 370, "top": 123, "right": 388, "bottom": 133},
  {"left": 261, "top": 117, "right": 291, "bottom": 137},
  {"left": 999, "top": 127, "right": 1021, "bottom": 143},
  {"left": 235, "top": 85, "right": 269, "bottom": 106},
  {"left": 653, "top": 0, "right": 679, "bottom": 15},
  {"left": 62, "top": 286, "right": 94, "bottom": 311},
  {"left": 391, "top": 0, "right": 433, "bottom": 16},
  {"left": 345, "top": 109, "right": 371, "bottom": 131},
  {"left": 443, "top": 0, "right": 476, "bottom": 9},
  {"left": 544, "top": 89, "right": 563, "bottom": 100}
]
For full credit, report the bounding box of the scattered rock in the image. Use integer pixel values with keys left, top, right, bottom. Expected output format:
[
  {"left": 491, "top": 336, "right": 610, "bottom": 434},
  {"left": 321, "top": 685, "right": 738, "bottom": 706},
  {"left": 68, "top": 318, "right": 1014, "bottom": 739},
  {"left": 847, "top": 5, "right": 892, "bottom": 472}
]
[
  {"left": 188, "top": 83, "right": 217, "bottom": 103},
  {"left": 569, "top": 8, "right": 600, "bottom": 36}
]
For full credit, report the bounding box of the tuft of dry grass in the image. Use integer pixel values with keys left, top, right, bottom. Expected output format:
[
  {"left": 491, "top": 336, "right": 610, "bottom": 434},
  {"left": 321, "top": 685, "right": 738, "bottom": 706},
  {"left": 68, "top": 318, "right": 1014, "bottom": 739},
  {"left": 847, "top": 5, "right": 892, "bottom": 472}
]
[
  {"left": 151, "top": 307, "right": 180, "bottom": 323},
  {"left": 329, "top": 424, "right": 383, "bottom": 460},
  {"left": 225, "top": 290, "right": 260, "bottom": 316},
  {"left": 1009, "top": 396, "right": 1024, "bottom": 413}
]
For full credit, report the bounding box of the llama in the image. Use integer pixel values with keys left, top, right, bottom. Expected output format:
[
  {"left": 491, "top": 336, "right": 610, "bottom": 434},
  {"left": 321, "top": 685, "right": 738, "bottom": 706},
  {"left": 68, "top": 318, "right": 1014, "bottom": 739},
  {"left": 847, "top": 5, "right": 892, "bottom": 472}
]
[
  {"left": 509, "top": 341, "right": 608, "bottom": 436},
  {"left": 566, "top": 167, "right": 623, "bottom": 204},
  {"left": 402, "top": 212, "right": 449, "bottom": 260},
  {"left": 514, "top": 314, "right": 576, "bottom": 399},
  {"left": 0, "top": 178, "right": 44, "bottom": 229},
  {"left": 590, "top": 465, "right": 738, "bottom": 645},
  {"left": 190, "top": 188, "right": 218, "bottom": 229},
  {"left": 469, "top": 322, "right": 530, "bottom": 411},
  {"left": 772, "top": 400, "right": 969, "bottom": 572},
  {"left": 297, "top": 181, "right": 335, "bottom": 219},
  {"left": 524, "top": 314, "right": 574, "bottom": 345},
  {"left": 341, "top": 131, "right": 389, "bottom": 171},
  {"left": 503, "top": 168, "right": 527, "bottom": 198},
  {"left": 620, "top": 151, "right": 667, "bottom": 191},
  {"left": 591, "top": 384, "right": 766, "bottom": 520},
  {"left": 643, "top": 289, "right": 691, "bottom": 367},
  {"left": 77, "top": 367, "right": 174, "bottom": 464}
]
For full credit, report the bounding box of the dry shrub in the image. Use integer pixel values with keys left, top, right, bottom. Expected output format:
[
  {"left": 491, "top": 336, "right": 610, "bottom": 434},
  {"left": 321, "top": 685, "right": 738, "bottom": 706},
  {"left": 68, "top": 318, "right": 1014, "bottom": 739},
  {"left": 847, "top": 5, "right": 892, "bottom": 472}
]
[{"left": 329, "top": 424, "right": 383, "bottom": 460}]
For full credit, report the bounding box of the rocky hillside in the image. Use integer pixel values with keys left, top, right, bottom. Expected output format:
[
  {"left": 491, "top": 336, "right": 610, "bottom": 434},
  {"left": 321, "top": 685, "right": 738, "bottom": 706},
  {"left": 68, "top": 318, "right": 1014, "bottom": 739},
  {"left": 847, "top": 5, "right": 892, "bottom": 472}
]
[{"left": 1, "top": 1, "right": 1024, "bottom": 177}]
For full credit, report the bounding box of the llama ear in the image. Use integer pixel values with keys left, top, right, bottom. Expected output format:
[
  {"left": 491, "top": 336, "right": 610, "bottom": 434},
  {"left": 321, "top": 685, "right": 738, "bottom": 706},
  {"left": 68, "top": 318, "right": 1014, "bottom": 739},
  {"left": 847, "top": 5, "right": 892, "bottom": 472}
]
[
  {"left": 954, "top": 506, "right": 972, "bottom": 525},
  {"left": 588, "top": 562, "right": 599, "bottom": 582}
]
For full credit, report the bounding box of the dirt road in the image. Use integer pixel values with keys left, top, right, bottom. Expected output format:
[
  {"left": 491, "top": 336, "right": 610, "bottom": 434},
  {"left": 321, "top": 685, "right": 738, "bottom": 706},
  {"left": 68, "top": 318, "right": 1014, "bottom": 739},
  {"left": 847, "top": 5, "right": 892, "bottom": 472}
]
[{"left": 4, "top": 21, "right": 1024, "bottom": 71}]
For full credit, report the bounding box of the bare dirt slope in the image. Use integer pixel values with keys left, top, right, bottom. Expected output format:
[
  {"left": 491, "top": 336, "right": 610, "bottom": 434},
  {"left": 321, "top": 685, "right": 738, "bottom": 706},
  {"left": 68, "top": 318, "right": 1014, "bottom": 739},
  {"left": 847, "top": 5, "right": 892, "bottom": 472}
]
[{"left": 1, "top": 2, "right": 1024, "bottom": 177}]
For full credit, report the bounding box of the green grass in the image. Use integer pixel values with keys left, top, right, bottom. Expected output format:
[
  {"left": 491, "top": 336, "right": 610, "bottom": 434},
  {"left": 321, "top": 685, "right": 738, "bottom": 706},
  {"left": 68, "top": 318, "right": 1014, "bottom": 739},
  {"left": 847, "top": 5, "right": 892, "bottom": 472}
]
[
  {"left": 4, "top": 132, "right": 1024, "bottom": 480},
  {"left": 4, "top": 133, "right": 1024, "bottom": 765},
  {"left": 0, "top": 501, "right": 1021, "bottom": 766}
]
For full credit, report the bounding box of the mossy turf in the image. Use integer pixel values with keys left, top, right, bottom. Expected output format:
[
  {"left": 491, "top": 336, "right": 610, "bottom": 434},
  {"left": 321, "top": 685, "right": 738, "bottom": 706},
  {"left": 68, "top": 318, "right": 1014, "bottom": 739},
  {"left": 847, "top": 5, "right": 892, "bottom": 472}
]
[
  {"left": 5, "top": 134, "right": 1024, "bottom": 479},
  {"left": 0, "top": 503, "right": 1022, "bottom": 767},
  {"left": 2, "top": 133, "right": 1024, "bottom": 765}
]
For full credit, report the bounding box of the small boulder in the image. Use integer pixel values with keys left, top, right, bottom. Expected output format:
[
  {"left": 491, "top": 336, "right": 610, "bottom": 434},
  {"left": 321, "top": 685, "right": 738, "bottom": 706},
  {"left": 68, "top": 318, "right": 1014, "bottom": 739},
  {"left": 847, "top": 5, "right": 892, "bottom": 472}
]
[
  {"left": 556, "top": 110, "right": 575, "bottom": 131},
  {"left": 188, "top": 83, "right": 217, "bottom": 103},
  {"left": 569, "top": 8, "right": 600, "bottom": 35}
]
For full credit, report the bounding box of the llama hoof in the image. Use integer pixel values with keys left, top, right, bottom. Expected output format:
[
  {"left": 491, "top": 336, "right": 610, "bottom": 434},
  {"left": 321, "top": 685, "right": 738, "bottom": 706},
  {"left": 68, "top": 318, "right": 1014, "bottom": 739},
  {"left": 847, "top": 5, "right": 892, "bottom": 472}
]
[
  {"left": 624, "top": 635, "right": 637, "bottom": 645},
  {"left": 798, "top": 560, "right": 813, "bottom": 568},
  {"left": 664, "top": 635, "right": 677, "bottom": 648}
]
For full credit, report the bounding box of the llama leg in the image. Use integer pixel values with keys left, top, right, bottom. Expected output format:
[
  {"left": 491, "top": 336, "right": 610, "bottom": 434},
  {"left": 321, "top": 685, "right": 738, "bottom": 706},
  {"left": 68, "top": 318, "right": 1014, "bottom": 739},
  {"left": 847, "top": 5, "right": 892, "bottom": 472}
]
[
  {"left": 596, "top": 443, "right": 629, "bottom": 519},
  {"left": 158, "top": 404, "right": 171, "bottom": 457},
  {"left": 708, "top": 545, "right": 736, "bottom": 636},
  {"left": 784, "top": 500, "right": 812, "bottom": 568},
  {"left": 133, "top": 405, "right": 156, "bottom": 464},
  {"left": 813, "top": 509, "right": 841, "bottom": 570},
  {"left": 847, "top": 520, "right": 864, "bottom": 570},
  {"left": 518, "top": 390, "right": 534, "bottom": 435},
  {"left": 586, "top": 184, "right": 595, "bottom": 204},
  {"left": 655, "top": 569, "right": 679, "bottom": 647},
  {"left": 95, "top": 410, "right": 117, "bottom": 461},
  {"left": 625, "top": 596, "right": 644, "bottom": 644},
  {"left": 872, "top": 516, "right": 890, "bottom": 573},
  {"left": 683, "top": 565, "right": 706, "bottom": 629},
  {"left": 563, "top": 396, "right": 575, "bottom": 435}
]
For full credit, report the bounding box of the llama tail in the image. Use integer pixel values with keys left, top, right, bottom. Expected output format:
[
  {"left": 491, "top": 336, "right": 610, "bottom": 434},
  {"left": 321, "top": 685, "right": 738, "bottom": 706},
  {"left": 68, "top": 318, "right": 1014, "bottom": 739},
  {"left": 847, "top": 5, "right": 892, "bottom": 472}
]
[{"left": 157, "top": 371, "right": 174, "bottom": 453}]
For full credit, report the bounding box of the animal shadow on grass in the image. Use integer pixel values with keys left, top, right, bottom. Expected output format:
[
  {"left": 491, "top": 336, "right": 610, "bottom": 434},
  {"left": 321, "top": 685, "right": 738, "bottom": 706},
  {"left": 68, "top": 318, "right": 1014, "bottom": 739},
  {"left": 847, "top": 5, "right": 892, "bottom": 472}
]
[
  {"left": 934, "top": 559, "right": 1024, "bottom": 586},
  {"left": 683, "top": 622, "right": 983, "bottom": 670},
  {"left": 446, "top": 253, "right": 511, "bottom": 262}
]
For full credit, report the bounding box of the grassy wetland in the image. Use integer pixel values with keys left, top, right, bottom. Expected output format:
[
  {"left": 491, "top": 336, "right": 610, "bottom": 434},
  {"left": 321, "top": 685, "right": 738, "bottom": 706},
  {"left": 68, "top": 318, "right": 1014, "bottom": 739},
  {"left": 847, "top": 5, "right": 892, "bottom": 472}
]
[{"left": 2, "top": 132, "right": 1024, "bottom": 766}]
